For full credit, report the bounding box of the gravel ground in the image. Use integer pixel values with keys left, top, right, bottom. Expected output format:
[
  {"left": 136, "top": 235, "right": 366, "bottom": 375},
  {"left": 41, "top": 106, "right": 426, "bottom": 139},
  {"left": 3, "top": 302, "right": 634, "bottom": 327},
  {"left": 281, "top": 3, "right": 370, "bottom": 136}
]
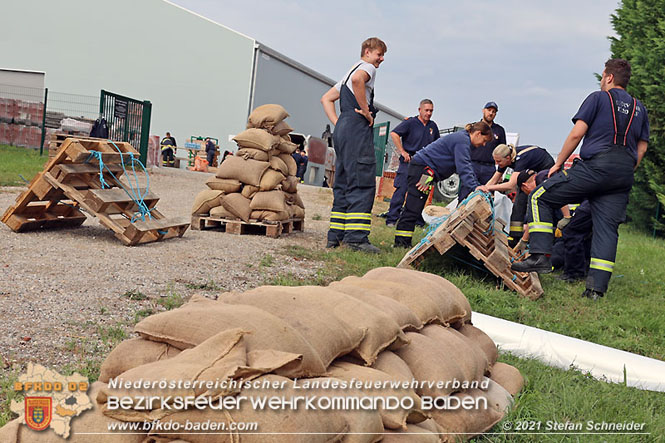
[{"left": 0, "top": 166, "right": 334, "bottom": 373}]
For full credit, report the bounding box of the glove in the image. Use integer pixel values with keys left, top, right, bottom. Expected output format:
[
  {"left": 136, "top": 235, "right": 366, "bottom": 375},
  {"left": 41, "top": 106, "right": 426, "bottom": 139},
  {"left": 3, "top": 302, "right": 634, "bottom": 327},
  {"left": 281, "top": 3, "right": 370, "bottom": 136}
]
[
  {"left": 513, "top": 238, "right": 528, "bottom": 255},
  {"left": 416, "top": 168, "right": 435, "bottom": 193},
  {"left": 557, "top": 216, "right": 572, "bottom": 231}
]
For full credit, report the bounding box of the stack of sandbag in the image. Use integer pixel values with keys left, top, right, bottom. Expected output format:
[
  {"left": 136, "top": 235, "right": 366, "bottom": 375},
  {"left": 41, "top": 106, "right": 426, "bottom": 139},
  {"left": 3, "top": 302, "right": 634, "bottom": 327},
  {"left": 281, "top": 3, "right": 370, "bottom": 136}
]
[
  {"left": 59, "top": 267, "right": 525, "bottom": 442},
  {"left": 192, "top": 104, "right": 305, "bottom": 223}
]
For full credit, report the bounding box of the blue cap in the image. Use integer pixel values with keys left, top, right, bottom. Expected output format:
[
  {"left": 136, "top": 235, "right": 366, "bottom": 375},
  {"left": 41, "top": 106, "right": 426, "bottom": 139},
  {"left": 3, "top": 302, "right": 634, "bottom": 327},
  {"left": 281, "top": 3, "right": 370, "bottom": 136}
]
[{"left": 484, "top": 101, "right": 499, "bottom": 110}]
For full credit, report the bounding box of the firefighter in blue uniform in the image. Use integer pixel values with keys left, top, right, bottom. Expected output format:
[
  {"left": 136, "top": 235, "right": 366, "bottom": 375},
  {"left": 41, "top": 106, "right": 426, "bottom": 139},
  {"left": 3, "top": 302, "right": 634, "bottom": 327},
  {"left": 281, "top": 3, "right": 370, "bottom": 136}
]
[
  {"left": 385, "top": 99, "right": 440, "bottom": 226},
  {"left": 320, "top": 37, "right": 387, "bottom": 253},
  {"left": 558, "top": 200, "right": 593, "bottom": 282},
  {"left": 160, "top": 132, "right": 177, "bottom": 167},
  {"left": 513, "top": 59, "right": 650, "bottom": 300},
  {"left": 479, "top": 143, "right": 556, "bottom": 246},
  {"left": 393, "top": 121, "right": 493, "bottom": 248},
  {"left": 471, "top": 102, "right": 506, "bottom": 185}
]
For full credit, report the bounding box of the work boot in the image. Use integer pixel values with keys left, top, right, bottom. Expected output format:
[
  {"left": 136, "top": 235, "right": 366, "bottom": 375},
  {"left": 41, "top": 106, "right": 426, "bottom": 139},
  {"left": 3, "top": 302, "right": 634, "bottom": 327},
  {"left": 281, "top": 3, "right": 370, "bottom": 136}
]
[
  {"left": 326, "top": 240, "right": 340, "bottom": 249},
  {"left": 511, "top": 253, "right": 553, "bottom": 274},
  {"left": 393, "top": 237, "right": 411, "bottom": 249},
  {"left": 582, "top": 288, "right": 604, "bottom": 300},
  {"left": 378, "top": 211, "right": 388, "bottom": 218},
  {"left": 556, "top": 273, "right": 583, "bottom": 283},
  {"left": 386, "top": 221, "right": 396, "bottom": 227},
  {"left": 346, "top": 242, "right": 381, "bottom": 254}
]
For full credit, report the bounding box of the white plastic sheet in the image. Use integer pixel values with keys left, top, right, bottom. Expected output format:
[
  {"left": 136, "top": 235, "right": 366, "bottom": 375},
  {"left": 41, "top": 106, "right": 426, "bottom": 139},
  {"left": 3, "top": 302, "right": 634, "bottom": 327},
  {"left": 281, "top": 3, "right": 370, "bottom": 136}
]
[{"left": 472, "top": 312, "right": 665, "bottom": 392}]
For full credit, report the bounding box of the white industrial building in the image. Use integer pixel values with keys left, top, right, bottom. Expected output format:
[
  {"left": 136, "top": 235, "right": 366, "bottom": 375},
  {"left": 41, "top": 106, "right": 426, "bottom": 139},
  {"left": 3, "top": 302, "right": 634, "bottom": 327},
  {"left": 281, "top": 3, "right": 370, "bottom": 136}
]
[{"left": 2, "top": 0, "right": 405, "bottom": 156}]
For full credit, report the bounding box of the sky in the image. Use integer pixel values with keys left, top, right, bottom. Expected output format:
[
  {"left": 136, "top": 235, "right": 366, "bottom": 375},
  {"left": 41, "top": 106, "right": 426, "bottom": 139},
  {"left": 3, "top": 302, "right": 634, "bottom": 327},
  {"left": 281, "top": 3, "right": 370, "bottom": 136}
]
[{"left": 170, "top": 0, "right": 620, "bottom": 156}]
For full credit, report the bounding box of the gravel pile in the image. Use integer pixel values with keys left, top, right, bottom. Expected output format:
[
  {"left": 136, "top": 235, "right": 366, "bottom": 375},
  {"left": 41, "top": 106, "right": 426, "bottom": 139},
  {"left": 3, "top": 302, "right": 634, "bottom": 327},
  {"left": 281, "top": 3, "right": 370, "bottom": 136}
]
[{"left": 0, "top": 166, "right": 334, "bottom": 372}]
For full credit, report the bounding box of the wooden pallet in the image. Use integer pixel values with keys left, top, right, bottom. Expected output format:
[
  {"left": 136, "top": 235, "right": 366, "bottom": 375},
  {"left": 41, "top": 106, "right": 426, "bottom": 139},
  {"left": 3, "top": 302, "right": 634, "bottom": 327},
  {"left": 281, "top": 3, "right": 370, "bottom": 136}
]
[
  {"left": 48, "top": 133, "right": 107, "bottom": 158},
  {"left": 2, "top": 137, "right": 189, "bottom": 246},
  {"left": 398, "top": 193, "right": 543, "bottom": 299},
  {"left": 191, "top": 215, "right": 304, "bottom": 238}
]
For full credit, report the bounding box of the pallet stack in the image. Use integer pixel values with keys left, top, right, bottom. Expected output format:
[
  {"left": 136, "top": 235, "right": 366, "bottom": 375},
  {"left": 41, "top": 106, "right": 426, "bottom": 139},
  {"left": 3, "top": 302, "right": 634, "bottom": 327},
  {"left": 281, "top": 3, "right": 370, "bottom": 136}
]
[
  {"left": 398, "top": 193, "right": 543, "bottom": 299},
  {"left": 1, "top": 137, "right": 189, "bottom": 246}
]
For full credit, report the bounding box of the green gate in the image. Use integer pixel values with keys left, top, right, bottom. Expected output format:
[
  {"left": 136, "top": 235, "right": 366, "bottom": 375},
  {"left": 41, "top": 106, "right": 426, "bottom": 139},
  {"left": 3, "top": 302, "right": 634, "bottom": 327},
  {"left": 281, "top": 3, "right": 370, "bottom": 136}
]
[
  {"left": 99, "top": 90, "right": 152, "bottom": 165},
  {"left": 373, "top": 121, "right": 390, "bottom": 176}
]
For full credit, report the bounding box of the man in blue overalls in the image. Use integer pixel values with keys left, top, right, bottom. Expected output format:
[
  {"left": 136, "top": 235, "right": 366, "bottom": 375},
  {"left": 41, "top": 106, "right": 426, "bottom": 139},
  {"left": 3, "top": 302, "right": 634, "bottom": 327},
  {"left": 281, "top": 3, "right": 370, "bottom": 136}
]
[
  {"left": 513, "top": 59, "right": 650, "bottom": 300},
  {"left": 320, "top": 37, "right": 387, "bottom": 253},
  {"left": 385, "top": 99, "right": 440, "bottom": 227},
  {"left": 472, "top": 102, "right": 506, "bottom": 185}
]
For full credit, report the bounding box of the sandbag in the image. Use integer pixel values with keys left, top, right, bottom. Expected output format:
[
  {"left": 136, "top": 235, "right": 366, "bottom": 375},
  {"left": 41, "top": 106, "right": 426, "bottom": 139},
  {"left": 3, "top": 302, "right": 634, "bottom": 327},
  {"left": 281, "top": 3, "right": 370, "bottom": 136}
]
[
  {"left": 279, "top": 152, "right": 298, "bottom": 176},
  {"left": 219, "top": 192, "right": 252, "bottom": 222},
  {"left": 382, "top": 423, "right": 441, "bottom": 443},
  {"left": 247, "top": 104, "right": 290, "bottom": 130},
  {"left": 490, "top": 362, "right": 524, "bottom": 396},
  {"left": 241, "top": 184, "right": 260, "bottom": 199},
  {"left": 237, "top": 147, "right": 270, "bottom": 162},
  {"left": 233, "top": 128, "right": 279, "bottom": 151},
  {"left": 270, "top": 119, "right": 293, "bottom": 136},
  {"left": 135, "top": 296, "right": 326, "bottom": 377},
  {"left": 205, "top": 177, "right": 242, "bottom": 193},
  {"left": 259, "top": 169, "right": 286, "bottom": 191},
  {"left": 457, "top": 324, "right": 498, "bottom": 365},
  {"left": 371, "top": 351, "right": 415, "bottom": 383},
  {"left": 250, "top": 210, "right": 290, "bottom": 221},
  {"left": 331, "top": 276, "right": 442, "bottom": 326},
  {"left": 216, "top": 156, "right": 269, "bottom": 186},
  {"left": 293, "top": 205, "right": 305, "bottom": 219},
  {"left": 327, "top": 361, "right": 427, "bottom": 430},
  {"left": 420, "top": 325, "right": 489, "bottom": 382},
  {"left": 221, "top": 286, "right": 369, "bottom": 367},
  {"left": 278, "top": 135, "right": 298, "bottom": 154},
  {"left": 191, "top": 189, "right": 223, "bottom": 215},
  {"left": 149, "top": 375, "right": 348, "bottom": 443},
  {"left": 250, "top": 190, "right": 288, "bottom": 213},
  {"left": 282, "top": 175, "right": 299, "bottom": 193},
  {"left": 327, "top": 281, "right": 423, "bottom": 331},
  {"left": 209, "top": 205, "right": 237, "bottom": 219},
  {"left": 99, "top": 337, "right": 182, "bottom": 382},
  {"left": 363, "top": 268, "right": 470, "bottom": 326},
  {"left": 269, "top": 156, "right": 289, "bottom": 175}
]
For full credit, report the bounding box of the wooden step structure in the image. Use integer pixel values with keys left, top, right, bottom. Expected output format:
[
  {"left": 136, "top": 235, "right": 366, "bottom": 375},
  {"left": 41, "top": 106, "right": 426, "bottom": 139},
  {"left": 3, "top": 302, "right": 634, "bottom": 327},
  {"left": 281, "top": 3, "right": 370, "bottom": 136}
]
[
  {"left": 2, "top": 137, "right": 189, "bottom": 246},
  {"left": 191, "top": 215, "right": 304, "bottom": 239},
  {"left": 398, "top": 193, "right": 543, "bottom": 299}
]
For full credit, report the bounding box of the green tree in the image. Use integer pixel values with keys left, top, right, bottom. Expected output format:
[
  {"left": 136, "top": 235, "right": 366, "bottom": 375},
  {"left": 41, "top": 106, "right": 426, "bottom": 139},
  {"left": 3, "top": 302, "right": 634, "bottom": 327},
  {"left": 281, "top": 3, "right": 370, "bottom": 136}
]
[{"left": 609, "top": 0, "right": 665, "bottom": 234}]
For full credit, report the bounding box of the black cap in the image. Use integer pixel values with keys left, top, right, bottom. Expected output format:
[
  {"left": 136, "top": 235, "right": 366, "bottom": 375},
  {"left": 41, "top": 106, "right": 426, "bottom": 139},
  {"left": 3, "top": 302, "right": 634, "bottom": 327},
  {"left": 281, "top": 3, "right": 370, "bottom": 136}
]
[
  {"left": 484, "top": 101, "right": 498, "bottom": 110},
  {"left": 516, "top": 169, "right": 536, "bottom": 188}
]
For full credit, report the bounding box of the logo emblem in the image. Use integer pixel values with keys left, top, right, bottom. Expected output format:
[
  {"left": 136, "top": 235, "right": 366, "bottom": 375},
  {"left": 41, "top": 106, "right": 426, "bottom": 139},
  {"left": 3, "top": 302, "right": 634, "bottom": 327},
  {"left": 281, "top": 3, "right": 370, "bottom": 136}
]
[{"left": 25, "top": 397, "right": 52, "bottom": 431}]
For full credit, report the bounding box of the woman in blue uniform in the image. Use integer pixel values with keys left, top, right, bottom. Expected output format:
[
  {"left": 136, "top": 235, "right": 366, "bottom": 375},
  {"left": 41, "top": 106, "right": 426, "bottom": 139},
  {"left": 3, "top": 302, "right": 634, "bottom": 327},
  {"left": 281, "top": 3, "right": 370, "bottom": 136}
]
[{"left": 393, "top": 121, "right": 493, "bottom": 248}]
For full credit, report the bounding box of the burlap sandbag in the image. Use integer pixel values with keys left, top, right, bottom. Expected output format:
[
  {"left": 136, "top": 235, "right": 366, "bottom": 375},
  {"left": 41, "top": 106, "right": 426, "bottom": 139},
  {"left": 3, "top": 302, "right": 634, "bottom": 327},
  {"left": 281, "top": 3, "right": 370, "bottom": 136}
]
[
  {"left": 282, "top": 175, "right": 299, "bottom": 193},
  {"left": 457, "top": 324, "right": 498, "bottom": 365},
  {"left": 278, "top": 152, "right": 298, "bottom": 176},
  {"left": 293, "top": 205, "right": 305, "bottom": 219},
  {"left": 210, "top": 205, "right": 237, "bottom": 219},
  {"left": 135, "top": 296, "right": 326, "bottom": 377},
  {"left": 327, "top": 361, "right": 427, "bottom": 430},
  {"left": 395, "top": 332, "right": 467, "bottom": 397},
  {"left": 431, "top": 379, "right": 512, "bottom": 440},
  {"left": 363, "top": 268, "right": 470, "bottom": 326},
  {"left": 241, "top": 184, "right": 260, "bottom": 199},
  {"left": 233, "top": 128, "right": 279, "bottom": 151},
  {"left": 420, "top": 325, "right": 489, "bottom": 381},
  {"left": 221, "top": 286, "right": 369, "bottom": 367},
  {"left": 237, "top": 147, "right": 270, "bottom": 162},
  {"left": 371, "top": 351, "right": 415, "bottom": 383},
  {"left": 382, "top": 423, "right": 441, "bottom": 443},
  {"left": 250, "top": 190, "right": 288, "bottom": 213},
  {"left": 269, "top": 156, "right": 289, "bottom": 175},
  {"left": 259, "top": 169, "right": 286, "bottom": 191},
  {"left": 331, "top": 276, "right": 442, "bottom": 326},
  {"left": 489, "top": 362, "right": 524, "bottom": 396},
  {"left": 220, "top": 192, "right": 252, "bottom": 222},
  {"left": 328, "top": 281, "right": 423, "bottom": 331},
  {"left": 0, "top": 382, "right": 146, "bottom": 443},
  {"left": 215, "top": 155, "right": 269, "bottom": 186},
  {"left": 99, "top": 337, "right": 182, "bottom": 382},
  {"left": 270, "top": 119, "right": 293, "bottom": 136},
  {"left": 150, "top": 375, "right": 347, "bottom": 443},
  {"left": 206, "top": 177, "right": 242, "bottom": 193},
  {"left": 247, "top": 104, "right": 290, "bottom": 130},
  {"left": 278, "top": 135, "right": 298, "bottom": 154},
  {"left": 191, "top": 190, "right": 223, "bottom": 215},
  {"left": 250, "top": 210, "right": 290, "bottom": 221}
]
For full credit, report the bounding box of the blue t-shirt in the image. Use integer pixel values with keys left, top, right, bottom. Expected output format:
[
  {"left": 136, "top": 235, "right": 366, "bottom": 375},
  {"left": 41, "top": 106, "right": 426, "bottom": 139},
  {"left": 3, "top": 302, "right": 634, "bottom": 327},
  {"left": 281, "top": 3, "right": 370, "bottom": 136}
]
[
  {"left": 498, "top": 145, "right": 554, "bottom": 173},
  {"left": 470, "top": 122, "right": 506, "bottom": 163},
  {"left": 573, "top": 89, "right": 649, "bottom": 161},
  {"left": 412, "top": 131, "right": 479, "bottom": 190},
  {"left": 392, "top": 117, "right": 440, "bottom": 154}
]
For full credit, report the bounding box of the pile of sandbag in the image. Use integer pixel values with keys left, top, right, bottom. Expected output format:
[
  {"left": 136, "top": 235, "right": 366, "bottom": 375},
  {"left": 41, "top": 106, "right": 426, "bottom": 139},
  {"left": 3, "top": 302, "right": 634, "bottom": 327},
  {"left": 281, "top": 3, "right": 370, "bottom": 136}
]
[
  {"left": 192, "top": 104, "right": 305, "bottom": 223},
  {"left": 0, "top": 268, "right": 524, "bottom": 442}
]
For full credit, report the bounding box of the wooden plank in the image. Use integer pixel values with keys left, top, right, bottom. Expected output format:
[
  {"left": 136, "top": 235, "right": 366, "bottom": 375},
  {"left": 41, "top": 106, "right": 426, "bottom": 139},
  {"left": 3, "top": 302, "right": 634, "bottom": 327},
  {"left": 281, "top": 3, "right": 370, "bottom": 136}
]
[{"left": 4, "top": 213, "right": 86, "bottom": 232}]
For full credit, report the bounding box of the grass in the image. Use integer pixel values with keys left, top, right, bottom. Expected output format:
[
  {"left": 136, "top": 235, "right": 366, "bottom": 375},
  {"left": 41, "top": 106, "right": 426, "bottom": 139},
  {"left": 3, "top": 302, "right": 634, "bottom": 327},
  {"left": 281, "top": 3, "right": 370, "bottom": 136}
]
[{"left": 0, "top": 144, "right": 47, "bottom": 186}]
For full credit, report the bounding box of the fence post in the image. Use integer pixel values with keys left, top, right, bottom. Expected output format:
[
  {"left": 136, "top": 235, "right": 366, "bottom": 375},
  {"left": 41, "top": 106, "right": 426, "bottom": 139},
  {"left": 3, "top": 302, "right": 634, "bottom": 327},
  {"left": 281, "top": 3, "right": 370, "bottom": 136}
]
[
  {"left": 39, "top": 88, "right": 48, "bottom": 156},
  {"left": 139, "top": 100, "right": 152, "bottom": 166}
]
